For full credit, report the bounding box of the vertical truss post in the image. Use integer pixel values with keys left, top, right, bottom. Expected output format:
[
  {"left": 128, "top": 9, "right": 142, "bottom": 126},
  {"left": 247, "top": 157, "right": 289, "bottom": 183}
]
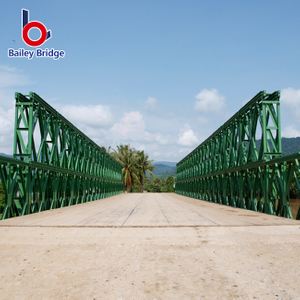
[
  {"left": 1, "top": 92, "right": 123, "bottom": 220},
  {"left": 175, "top": 90, "right": 299, "bottom": 219}
]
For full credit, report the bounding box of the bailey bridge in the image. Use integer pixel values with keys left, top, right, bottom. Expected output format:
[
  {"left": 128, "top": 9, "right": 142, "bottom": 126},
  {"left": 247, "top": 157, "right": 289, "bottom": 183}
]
[{"left": 0, "top": 91, "right": 300, "bottom": 299}]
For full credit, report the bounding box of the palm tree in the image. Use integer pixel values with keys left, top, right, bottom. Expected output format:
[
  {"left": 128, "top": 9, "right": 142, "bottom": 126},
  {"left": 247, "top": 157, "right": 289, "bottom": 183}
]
[
  {"left": 100, "top": 146, "right": 111, "bottom": 154},
  {"left": 111, "top": 144, "right": 140, "bottom": 193},
  {"left": 136, "top": 150, "right": 156, "bottom": 192}
]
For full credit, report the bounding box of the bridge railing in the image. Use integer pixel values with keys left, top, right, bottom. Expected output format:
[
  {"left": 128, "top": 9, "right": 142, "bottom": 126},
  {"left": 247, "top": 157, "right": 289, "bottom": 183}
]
[
  {"left": 0, "top": 92, "right": 123, "bottom": 219},
  {"left": 176, "top": 91, "right": 300, "bottom": 219}
]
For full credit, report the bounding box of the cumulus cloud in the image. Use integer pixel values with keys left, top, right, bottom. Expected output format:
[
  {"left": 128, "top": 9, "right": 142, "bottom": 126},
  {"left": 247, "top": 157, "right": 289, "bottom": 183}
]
[
  {"left": 145, "top": 96, "right": 158, "bottom": 112},
  {"left": 282, "top": 125, "right": 300, "bottom": 138},
  {"left": 61, "top": 104, "right": 114, "bottom": 128},
  {"left": 0, "top": 107, "right": 14, "bottom": 154},
  {"left": 153, "top": 133, "right": 171, "bottom": 145},
  {"left": 195, "top": 88, "right": 225, "bottom": 114},
  {"left": 281, "top": 87, "right": 300, "bottom": 121},
  {"left": 0, "top": 90, "right": 16, "bottom": 108},
  {"left": 111, "top": 111, "right": 146, "bottom": 140},
  {"left": 0, "top": 65, "right": 32, "bottom": 154},
  {"left": 177, "top": 124, "right": 199, "bottom": 147},
  {"left": 110, "top": 111, "right": 173, "bottom": 148}
]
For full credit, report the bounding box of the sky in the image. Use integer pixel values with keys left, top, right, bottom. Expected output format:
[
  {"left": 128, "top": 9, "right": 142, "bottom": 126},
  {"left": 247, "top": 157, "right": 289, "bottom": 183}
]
[{"left": 1, "top": 0, "right": 300, "bottom": 162}]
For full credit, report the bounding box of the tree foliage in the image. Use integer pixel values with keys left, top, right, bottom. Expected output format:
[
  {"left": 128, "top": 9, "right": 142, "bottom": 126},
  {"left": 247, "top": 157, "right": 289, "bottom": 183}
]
[
  {"left": 111, "top": 144, "right": 156, "bottom": 193},
  {"left": 136, "top": 150, "right": 155, "bottom": 192},
  {"left": 144, "top": 176, "right": 175, "bottom": 193},
  {"left": 0, "top": 182, "right": 5, "bottom": 214},
  {"left": 290, "top": 170, "right": 300, "bottom": 199}
]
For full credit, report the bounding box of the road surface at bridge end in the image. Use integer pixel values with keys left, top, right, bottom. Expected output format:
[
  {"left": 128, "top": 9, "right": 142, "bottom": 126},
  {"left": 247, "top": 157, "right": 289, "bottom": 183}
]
[{"left": 0, "top": 193, "right": 299, "bottom": 299}]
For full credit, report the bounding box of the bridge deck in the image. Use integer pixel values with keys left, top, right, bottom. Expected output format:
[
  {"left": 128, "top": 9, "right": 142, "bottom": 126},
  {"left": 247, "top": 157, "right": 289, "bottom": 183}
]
[
  {"left": 0, "top": 192, "right": 298, "bottom": 227},
  {"left": 0, "top": 193, "right": 299, "bottom": 299}
]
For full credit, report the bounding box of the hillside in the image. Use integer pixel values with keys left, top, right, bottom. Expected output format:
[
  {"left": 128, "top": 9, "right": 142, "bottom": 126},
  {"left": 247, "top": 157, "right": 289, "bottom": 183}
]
[
  {"left": 282, "top": 137, "right": 300, "bottom": 156},
  {"left": 255, "top": 137, "right": 300, "bottom": 156},
  {"left": 152, "top": 163, "right": 176, "bottom": 176},
  {"left": 154, "top": 161, "right": 177, "bottom": 168},
  {"left": 156, "top": 169, "right": 176, "bottom": 179},
  {"left": 0, "top": 153, "right": 13, "bottom": 158},
  {"left": 145, "top": 162, "right": 177, "bottom": 179}
]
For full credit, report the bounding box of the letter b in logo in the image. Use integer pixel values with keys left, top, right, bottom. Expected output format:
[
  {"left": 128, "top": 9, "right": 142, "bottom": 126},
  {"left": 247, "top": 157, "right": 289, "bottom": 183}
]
[{"left": 22, "top": 9, "right": 51, "bottom": 47}]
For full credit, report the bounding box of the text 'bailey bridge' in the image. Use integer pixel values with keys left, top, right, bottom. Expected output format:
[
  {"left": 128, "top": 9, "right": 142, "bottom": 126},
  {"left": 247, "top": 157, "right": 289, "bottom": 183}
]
[{"left": 1, "top": 90, "right": 300, "bottom": 220}]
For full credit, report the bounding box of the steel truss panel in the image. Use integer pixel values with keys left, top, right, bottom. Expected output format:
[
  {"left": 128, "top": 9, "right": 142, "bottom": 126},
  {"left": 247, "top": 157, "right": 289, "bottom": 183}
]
[
  {"left": 176, "top": 91, "right": 300, "bottom": 219},
  {"left": 1, "top": 92, "right": 123, "bottom": 220}
]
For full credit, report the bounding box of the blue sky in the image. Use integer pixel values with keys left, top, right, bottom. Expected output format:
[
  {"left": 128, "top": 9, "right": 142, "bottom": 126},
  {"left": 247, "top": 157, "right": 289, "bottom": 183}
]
[{"left": 1, "top": 0, "right": 300, "bottom": 161}]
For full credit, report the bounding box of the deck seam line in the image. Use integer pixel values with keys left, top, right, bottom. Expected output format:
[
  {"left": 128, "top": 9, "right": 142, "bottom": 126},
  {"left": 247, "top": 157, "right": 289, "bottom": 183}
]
[
  {"left": 0, "top": 224, "right": 298, "bottom": 228},
  {"left": 156, "top": 196, "right": 170, "bottom": 225},
  {"left": 121, "top": 204, "right": 139, "bottom": 226}
]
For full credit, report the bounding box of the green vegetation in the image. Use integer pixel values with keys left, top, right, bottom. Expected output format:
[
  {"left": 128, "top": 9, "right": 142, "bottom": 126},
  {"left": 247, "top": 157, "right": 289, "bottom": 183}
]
[
  {"left": 110, "top": 144, "right": 176, "bottom": 193},
  {"left": 136, "top": 150, "right": 156, "bottom": 192},
  {"left": 0, "top": 182, "right": 5, "bottom": 216},
  {"left": 143, "top": 176, "right": 175, "bottom": 193},
  {"left": 111, "top": 144, "right": 155, "bottom": 193},
  {"left": 254, "top": 137, "right": 300, "bottom": 157},
  {"left": 290, "top": 168, "right": 300, "bottom": 199},
  {"left": 149, "top": 162, "right": 176, "bottom": 179},
  {"left": 290, "top": 180, "right": 300, "bottom": 199},
  {"left": 282, "top": 137, "right": 300, "bottom": 156},
  {"left": 157, "top": 169, "right": 176, "bottom": 179},
  {"left": 152, "top": 164, "right": 175, "bottom": 176}
]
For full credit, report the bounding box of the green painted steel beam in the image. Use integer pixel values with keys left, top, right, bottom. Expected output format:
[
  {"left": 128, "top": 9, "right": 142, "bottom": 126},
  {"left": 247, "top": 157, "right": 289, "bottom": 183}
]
[
  {"left": 1, "top": 92, "right": 123, "bottom": 220},
  {"left": 176, "top": 91, "right": 300, "bottom": 219}
]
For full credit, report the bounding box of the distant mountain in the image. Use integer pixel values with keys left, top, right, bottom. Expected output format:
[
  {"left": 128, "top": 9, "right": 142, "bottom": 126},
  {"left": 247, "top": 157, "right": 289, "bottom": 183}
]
[
  {"left": 154, "top": 161, "right": 177, "bottom": 167},
  {"left": 145, "top": 162, "right": 177, "bottom": 179},
  {"left": 152, "top": 163, "right": 176, "bottom": 176},
  {"left": 282, "top": 137, "right": 300, "bottom": 156},
  {"left": 0, "top": 153, "right": 13, "bottom": 158},
  {"left": 157, "top": 169, "right": 176, "bottom": 179},
  {"left": 255, "top": 137, "right": 300, "bottom": 157}
]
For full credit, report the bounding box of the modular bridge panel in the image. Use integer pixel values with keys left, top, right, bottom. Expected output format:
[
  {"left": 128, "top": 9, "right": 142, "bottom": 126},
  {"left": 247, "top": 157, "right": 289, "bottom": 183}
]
[
  {"left": 0, "top": 92, "right": 123, "bottom": 219},
  {"left": 176, "top": 91, "right": 300, "bottom": 219}
]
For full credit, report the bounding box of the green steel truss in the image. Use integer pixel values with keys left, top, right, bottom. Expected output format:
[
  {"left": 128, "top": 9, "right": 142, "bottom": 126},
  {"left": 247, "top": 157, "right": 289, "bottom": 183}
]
[
  {"left": 176, "top": 91, "right": 300, "bottom": 219},
  {"left": 1, "top": 92, "right": 123, "bottom": 220}
]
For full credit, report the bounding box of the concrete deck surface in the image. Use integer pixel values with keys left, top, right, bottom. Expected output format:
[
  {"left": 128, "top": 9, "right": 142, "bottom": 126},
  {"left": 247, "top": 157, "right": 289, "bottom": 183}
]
[{"left": 0, "top": 193, "right": 299, "bottom": 299}]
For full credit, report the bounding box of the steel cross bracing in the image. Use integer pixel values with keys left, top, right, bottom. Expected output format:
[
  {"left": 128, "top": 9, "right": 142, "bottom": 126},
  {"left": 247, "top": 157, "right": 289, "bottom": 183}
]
[
  {"left": 176, "top": 91, "right": 300, "bottom": 219},
  {"left": 0, "top": 92, "right": 123, "bottom": 220}
]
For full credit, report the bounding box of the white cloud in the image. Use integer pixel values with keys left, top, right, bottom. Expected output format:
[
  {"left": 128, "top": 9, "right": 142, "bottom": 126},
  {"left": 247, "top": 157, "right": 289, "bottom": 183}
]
[
  {"left": 0, "top": 107, "right": 14, "bottom": 134},
  {"left": 153, "top": 133, "right": 171, "bottom": 145},
  {"left": 0, "top": 90, "right": 16, "bottom": 108},
  {"left": 110, "top": 111, "right": 173, "bottom": 149},
  {"left": 61, "top": 104, "right": 113, "bottom": 128},
  {"left": 281, "top": 87, "right": 300, "bottom": 104},
  {"left": 0, "top": 65, "right": 33, "bottom": 154},
  {"left": 111, "top": 111, "right": 146, "bottom": 140},
  {"left": 0, "top": 107, "right": 14, "bottom": 154},
  {"left": 281, "top": 87, "right": 300, "bottom": 121},
  {"left": 195, "top": 88, "right": 225, "bottom": 114},
  {"left": 177, "top": 124, "right": 199, "bottom": 147},
  {"left": 153, "top": 151, "right": 162, "bottom": 158},
  {"left": 282, "top": 125, "right": 300, "bottom": 138},
  {"left": 145, "top": 96, "right": 158, "bottom": 111}
]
